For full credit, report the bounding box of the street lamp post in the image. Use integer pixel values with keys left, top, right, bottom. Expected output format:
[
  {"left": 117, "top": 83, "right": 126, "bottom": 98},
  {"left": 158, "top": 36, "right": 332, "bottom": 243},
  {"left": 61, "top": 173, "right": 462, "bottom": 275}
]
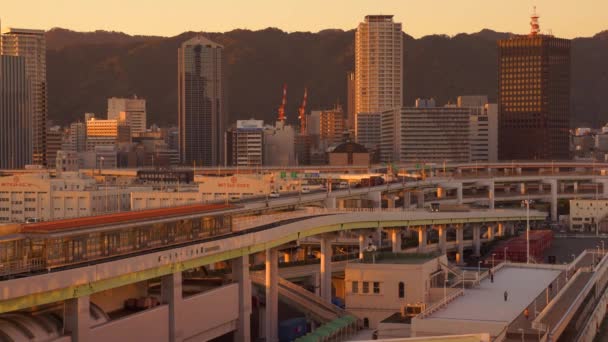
[
  {"left": 478, "top": 260, "right": 482, "bottom": 280},
  {"left": 492, "top": 253, "right": 496, "bottom": 269},
  {"left": 522, "top": 199, "right": 532, "bottom": 264},
  {"left": 504, "top": 247, "right": 508, "bottom": 263}
]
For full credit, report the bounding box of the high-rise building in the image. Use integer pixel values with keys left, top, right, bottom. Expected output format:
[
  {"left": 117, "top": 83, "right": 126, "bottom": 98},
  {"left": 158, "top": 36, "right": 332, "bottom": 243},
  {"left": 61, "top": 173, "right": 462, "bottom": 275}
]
[
  {"left": 85, "top": 114, "right": 118, "bottom": 151},
  {"left": 346, "top": 71, "right": 355, "bottom": 131},
  {"left": 68, "top": 122, "right": 86, "bottom": 152},
  {"left": 380, "top": 100, "right": 471, "bottom": 163},
  {"left": 225, "top": 119, "right": 264, "bottom": 167},
  {"left": 46, "top": 126, "right": 63, "bottom": 168},
  {"left": 0, "top": 55, "right": 32, "bottom": 169},
  {"left": 1, "top": 28, "right": 47, "bottom": 166},
  {"left": 458, "top": 96, "right": 498, "bottom": 163},
  {"left": 355, "top": 15, "right": 402, "bottom": 115},
  {"left": 107, "top": 96, "right": 147, "bottom": 135},
  {"left": 355, "top": 112, "right": 381, "bottom": 153},
  {"left": 178, "top": 36, "right": 225, "bottom": 167},
  {"left": 497, "top": 10, "right": 571, "bottom": 160},
  {"left": 308, "top": 106, "right": 346, "bottom": 148}
]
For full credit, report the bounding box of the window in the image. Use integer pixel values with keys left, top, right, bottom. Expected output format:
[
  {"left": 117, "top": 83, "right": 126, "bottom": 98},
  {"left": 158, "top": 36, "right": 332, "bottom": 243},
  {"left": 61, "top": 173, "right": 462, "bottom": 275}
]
[
  {"left": 399, "top": 282, "right": 405, "bottom": 298},
  {"left": 373, "top": 282, "right": 380, "bottom": 294},
  {"left": 352, "top": 281, "right": 359, "bottom": 294},
  {"left": 362, "top": 282, "right": 369, "bottom": 294}
]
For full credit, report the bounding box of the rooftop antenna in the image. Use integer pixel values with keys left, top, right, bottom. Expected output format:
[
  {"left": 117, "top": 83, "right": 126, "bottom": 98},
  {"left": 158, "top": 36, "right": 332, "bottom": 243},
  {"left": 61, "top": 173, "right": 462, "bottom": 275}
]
[{"left": 530, "top": 6, "right": 540, "bottom": 36}]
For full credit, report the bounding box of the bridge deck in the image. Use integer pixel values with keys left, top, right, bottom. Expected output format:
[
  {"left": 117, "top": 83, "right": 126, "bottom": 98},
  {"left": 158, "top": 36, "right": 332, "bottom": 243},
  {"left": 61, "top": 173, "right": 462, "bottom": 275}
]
[{"left": 427, "top": 266, "right": 560, "bottom": 323}]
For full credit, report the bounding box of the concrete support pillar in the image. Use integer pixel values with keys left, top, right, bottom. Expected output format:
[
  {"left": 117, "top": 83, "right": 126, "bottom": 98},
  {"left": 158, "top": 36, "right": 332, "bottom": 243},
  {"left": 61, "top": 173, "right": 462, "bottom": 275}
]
[
  {"left": 418, "top": 227, "right": 427, "bottom": 253},
  {"left": 437, "top": 187, "right": 444, "bottom": 199},
  {"left": 416, "top": 191, "right": 425, "bottom": 209},
  {"left": 64, "top": 296, "right": 90, "bottom": 342},
  {"left": 516, "top": 167, "right": 522, "bottom": 175},
  {"left": 520, "top": 183, "right": 526, "bottom": 195},
  {"left": 497, "top": 223, "right": 504, "bottom": 237},
  {"left": 265, "top": 248, "right": 279, "bottom": 342},
  {"left": 487, "top": 225, "right": 494, "bottom": 241},
  {"left": 325, "top": 196, "right": 336, "bottom": 209},
  {"left": 438, "top": 225, "right": 446, "bottom": 255},
  {"left": 161, "top": 271, "right": 183, "bottom": 342},
  {"left": 320, "top": 236, "right": 333, "bottom": 303},
  {"left": 547, "top": 179, "right": 558, "bottom": 222},
  {"left": 233, "top": 256, "right": 252, "bottom": 342},
  {"left": 359, "top": 233, "right": 366, "bottom": 259},
  {"left": 390, "top": 229, "right": 401, "bottom": 253},
  {"left": 387, "top": 196, "right": 396, "bottom": 209},
  {"left": 488, "top": 182, "right": 495, "bottom": 210},
  {"left": 456, "top": 184, "right": 463, "bottom": 205},
  {"left": 337, "top": 199, "right": 345, "bottom": 209},
  {"left": 403, "top": 192, "right": 412, "bottom": 208},
  {"left": 367, "top": 191, "right": 381, "bottom": 209},
  {"left": 473, "top": 225, "right": 481, "bottom": 256},
  {"left": 573, "top": 182, "right": 578, "bottom": 193},
  {"left": 456, "top": 226, "right": 464, "bottom": 264}
]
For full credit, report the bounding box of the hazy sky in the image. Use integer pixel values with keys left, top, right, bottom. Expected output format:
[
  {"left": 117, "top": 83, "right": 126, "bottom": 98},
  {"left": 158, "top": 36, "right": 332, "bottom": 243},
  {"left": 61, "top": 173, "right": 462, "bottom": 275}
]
[{"left": 2, "top": 0, "right": 606, "bottom": 38}]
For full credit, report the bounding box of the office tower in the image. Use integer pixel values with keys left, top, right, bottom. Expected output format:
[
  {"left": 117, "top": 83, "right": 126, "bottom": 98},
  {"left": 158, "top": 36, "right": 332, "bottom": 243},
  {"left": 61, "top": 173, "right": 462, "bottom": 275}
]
[
  {"left": 225, "top": 119, "right": 264, "bottom": 167},
  {"left": 107, "top": 96, "right": 147, "bottom": 135},
  {"left": 85, "top": 114, "right": 118, "bottom": 151},
  {"left": 1, "top": 28, "right": 47, "bottom": 166},
  {"left": 497, "top": 10, "right": 571, "bottom": 160},
  {"left": 68, "top": 122, "right": 86, "bottom": 152},
  {"left": 0, "top": 55, "right": 32, "bottom": 169},
  {"left": 46, "top": 126, "right": 63, "bottom": 168},
  {"left": 355, "top": 112, "right": 381, "bottom": 152},
  {"left": 458, "top": 96, "right": 498, "bottom": 162},
  {"left": 346, "top": 71, "right": 355, "bottom": 130},
  {"left": 355, "top": 15, "right": 403, "bottom": 115},
  {"left": 178, "top": 36, "right": 225, "bottom": 167},
  {"left": 380, "top": 100, "right": 471, "bottom": 163}
]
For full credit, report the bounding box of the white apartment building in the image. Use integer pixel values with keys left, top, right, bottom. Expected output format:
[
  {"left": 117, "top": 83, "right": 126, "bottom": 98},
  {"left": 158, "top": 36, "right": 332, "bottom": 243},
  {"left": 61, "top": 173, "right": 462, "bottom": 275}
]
[
  {"left": 380, "top": 101, "right": 471, "bottom": 163},
  {"left": 107, "top": 96, "right": 147, "bottom": 135},
  {"left": 0, "top": 173, "right": 137, "bottom": 223},
  {"left": 355, "top": 15, "right": 403, "bottom": 114},
  {"left": 226, "top": 120, "right": 264, "bottom": 167},
  {"left": 457, "top": 96, "right": 498, "bottom": 163}
]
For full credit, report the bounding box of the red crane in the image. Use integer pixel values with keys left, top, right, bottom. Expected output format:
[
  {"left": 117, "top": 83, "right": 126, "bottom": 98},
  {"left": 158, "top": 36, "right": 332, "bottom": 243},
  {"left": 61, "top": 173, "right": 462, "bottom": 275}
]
[
  {"left": 298, "top": 88, "right": 308, "bottom": 134},
  {"left": 277, "top": 83, "right": 288, "bottom": 123}
]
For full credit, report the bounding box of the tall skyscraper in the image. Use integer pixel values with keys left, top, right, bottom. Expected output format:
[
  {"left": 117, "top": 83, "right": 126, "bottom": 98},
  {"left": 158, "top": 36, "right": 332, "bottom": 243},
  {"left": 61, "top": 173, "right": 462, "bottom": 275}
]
[
  {"left": 178, "top": 36, "right": 225, "bottom": 167},
  {"left": 107, "top": 96, "right": 147, "bottom": 135},
  {"left": 1, "top": 28, "right": 47, "bottom": 166},
  {"left": 498, "top": 10, "right": 571, "bottom": 160},
  {"left": 355, "top": 15, "right": 403, "bottom": 115},
  {"left": 0, "top": 55, "right": 32, "bottom": 169}
]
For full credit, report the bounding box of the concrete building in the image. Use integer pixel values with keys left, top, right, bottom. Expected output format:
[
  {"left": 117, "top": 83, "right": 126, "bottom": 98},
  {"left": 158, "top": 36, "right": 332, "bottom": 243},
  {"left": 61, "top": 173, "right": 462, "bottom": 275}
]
[
  {"left": 0, "top": 55, "right": 32, "bottom": 169},
  {"left": 46, "top": 126, "right": 64, "bottom": 168},
  {"left": 264, "top": 122, "right": 295, "bottom": 166},
  {"left": 86, "top": 115, "right": 118, "bottom": 151},
  {"left": 68, "top": 122, "right": 87, "bottom": 152},
  {"left": 178, "top": 36, "right": 225, "bottom": 167},
  {"left": 0, "top": 172, "right": 136, "bottom": 222},
  {"left": 498, "top": 12, "right": 571, "bottom": 160},
  {"left": 355, "top": 15, "right": 403, "bottom": 114},
  {"left": 327, "top": 141, "right": 370, "bottom": 166},
  {"left": 225, "top": 119, "right": 264, "bottom": 167},
  {"left": 345, "top": 254, "right": 448, "bottom": 329},
  {"left": 380, "top": 101, "right": 471, "bottom": 163},
  {"left": 316, "top": 106, "right": 346, "bottom": 147},
  {"left": 458, "top": 96, "right": 498, "bottom": 163},
  {"left": 55, "top": 151, "right": 81, "bottom": 174},
  {"left": 1, "top": 28, "right": 47, "bottom": 166},
  {"left": 107, "top": 96, "right": 146, "bottom": 135},
  {"left": 569, "top": 199, "right": 608, "bottom": 232},
  {"left": 355, "top": 112, "right": 381, "bottom": 154}
]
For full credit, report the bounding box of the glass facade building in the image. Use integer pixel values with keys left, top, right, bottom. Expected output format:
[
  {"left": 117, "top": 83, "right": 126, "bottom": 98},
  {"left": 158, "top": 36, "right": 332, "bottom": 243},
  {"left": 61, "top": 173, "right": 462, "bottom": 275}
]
[
  {"left": 498, "top": 34, "right": 571, "bottom": 160},
  {"left": 178, "top": 36, "right": 225, "bottom": 166}
]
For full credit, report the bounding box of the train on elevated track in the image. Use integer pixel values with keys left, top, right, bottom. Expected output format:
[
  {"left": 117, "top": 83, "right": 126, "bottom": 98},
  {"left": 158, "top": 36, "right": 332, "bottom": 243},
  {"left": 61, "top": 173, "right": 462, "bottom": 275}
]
[{"left": 0, "top": 204, "right": 236, "bottom": 278}]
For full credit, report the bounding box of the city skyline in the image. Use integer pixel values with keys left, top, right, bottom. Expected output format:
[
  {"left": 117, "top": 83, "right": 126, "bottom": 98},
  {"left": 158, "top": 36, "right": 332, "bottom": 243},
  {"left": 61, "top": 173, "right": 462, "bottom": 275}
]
[{"left": 2, "top": 0, "right": 607, "bottom": 39}]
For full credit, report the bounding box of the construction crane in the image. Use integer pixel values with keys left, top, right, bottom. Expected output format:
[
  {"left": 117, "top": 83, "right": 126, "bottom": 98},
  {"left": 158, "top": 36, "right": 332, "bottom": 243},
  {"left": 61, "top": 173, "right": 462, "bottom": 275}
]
[
  {"left": 298, "top": 88, "right": 308, "bottom": 134},
  {"left": 277, "top": 83, "right": 288, "bottom": 123}
]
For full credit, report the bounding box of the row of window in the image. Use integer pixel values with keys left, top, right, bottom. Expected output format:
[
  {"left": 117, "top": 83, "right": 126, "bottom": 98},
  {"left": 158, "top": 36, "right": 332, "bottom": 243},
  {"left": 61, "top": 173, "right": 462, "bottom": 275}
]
[{"left": 351, "top": 281, "right": 407, "bottom": 298}]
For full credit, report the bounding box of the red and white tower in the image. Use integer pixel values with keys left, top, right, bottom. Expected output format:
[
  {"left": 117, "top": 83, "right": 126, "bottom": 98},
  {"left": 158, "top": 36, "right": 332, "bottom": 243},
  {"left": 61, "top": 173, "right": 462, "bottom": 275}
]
[{"left": 529, "top": 6, "right": 540, "bottom": 36}]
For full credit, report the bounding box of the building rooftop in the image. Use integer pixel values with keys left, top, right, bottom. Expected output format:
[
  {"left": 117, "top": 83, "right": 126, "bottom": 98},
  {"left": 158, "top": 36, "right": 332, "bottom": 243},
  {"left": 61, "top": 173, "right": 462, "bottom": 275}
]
[
  {"left": 425, "top": 266, "right": 560, "bottom": 322},
  {"left": 357, "top": 252, "right": 438, "bottom": 265}
]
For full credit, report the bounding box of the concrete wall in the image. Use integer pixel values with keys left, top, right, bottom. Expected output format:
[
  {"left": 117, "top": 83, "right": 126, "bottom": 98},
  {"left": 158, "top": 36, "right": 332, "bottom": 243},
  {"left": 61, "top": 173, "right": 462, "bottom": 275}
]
[
  {"left": 90, "top": 305, "right": 169, "bottom": 342},
  {"left": 180, "top": 283, "right": 239, "bottom": 340},
  {"left": 411, "top": 317, "right": 505, "bottom": 338},
  {"left": 377, "top": 322, "right": 411, "bottom": 339}
]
